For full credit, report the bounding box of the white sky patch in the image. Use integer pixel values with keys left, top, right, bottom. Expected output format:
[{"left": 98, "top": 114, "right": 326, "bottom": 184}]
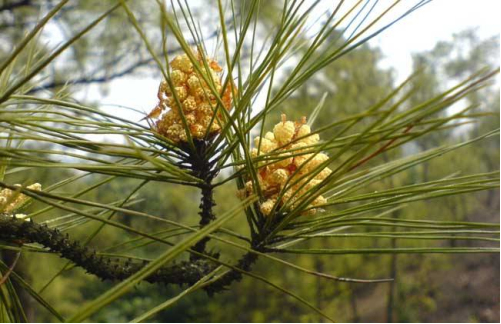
[
  {"left": 370, "top": 0, "right": 500, "bottom": 82},
  {"left": 85, "top": 76, "right": 159, "bottom": 121}
]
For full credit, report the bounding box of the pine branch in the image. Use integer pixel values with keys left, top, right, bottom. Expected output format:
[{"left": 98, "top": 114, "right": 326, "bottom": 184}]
[
  {"left": 0, "top": 214, "right": 216, "bottom": 287},
  {"left": 178, "top": 139, "right": 220, "bottom": 258},
  {"left": 0, "top": 213, "right": 266, "bottom": 294},
  {"left": 0, "top": 0, "right": 31, "bottom": 12},
  {"left": 26, "top": 57, "right": 154, "bottom": 94},
  {"left": 0, "top": 251, "right": 20, "bottom": 286},
  {"left": 203, "top": 251, "right": 258, "bottom": 295},
  {"left": 25, "top": 18, "right": 237, "bottom": 94}
]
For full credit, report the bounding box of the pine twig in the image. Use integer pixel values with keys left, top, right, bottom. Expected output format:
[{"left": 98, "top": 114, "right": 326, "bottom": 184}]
[{"left": 0, "top": 251, "right": 21, "bottom": 286}]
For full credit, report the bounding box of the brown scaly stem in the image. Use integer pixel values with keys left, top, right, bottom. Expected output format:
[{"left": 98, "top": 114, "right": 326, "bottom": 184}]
[
  {"left": 0, "top": 210, "right": 281, "bottom": 294},
  {"left": 202, "top": 211, "right": 285, "bottom": 294},
  {"left": 0, "top": 213, "right": 264, "bottom": 294},
  {"left": 0, "top": 214, "right": 217, "bottom": 286},
  {"left": 0, "top": 137, "right": 280, "bottom": 293},
  {"left": 177, "top": 138, "right": 220, "bottom": 259},
  {"left": 204, "top": 250, "right": 259, "bottom": 295},
  {"left": 0, "top": 251, "right": 20, "bottom": 286}
]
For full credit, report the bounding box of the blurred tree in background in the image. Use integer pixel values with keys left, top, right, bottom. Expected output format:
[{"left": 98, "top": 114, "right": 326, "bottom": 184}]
[{"left": 0, "top": 1, "right": 499, "bottom": 322}]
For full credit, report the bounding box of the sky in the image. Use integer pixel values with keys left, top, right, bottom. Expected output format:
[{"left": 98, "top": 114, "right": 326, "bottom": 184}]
[
  {"left": 81, "top": 0, "right": 500, "bottom": 119},
  {"left": 371, "top": 0, "right": 500, "bottom": 82}
]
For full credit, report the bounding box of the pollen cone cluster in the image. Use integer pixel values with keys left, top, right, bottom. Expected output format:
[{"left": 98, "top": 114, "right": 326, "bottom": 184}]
[
  {"left": 0, "top": 183, "right": 41, "bottom": 213},
  {"left": 242, "top": 114, "right": 331, "bottom": 216},
  {"left": 148, "top": 52, "right": 233, "bottom": 143}
]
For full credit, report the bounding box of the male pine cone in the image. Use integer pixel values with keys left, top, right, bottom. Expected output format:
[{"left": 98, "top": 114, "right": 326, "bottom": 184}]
[
  {"left": 242, "top": 114, "right": 331, "bottom": 216},
  {"left": 148, "top": 52, "right": 234, "bottom": 143}
]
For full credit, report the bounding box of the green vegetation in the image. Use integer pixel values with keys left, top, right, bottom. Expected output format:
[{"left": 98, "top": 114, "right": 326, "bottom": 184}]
[{"left": 0, "top": 1, "right": 499, "bottom": 322}]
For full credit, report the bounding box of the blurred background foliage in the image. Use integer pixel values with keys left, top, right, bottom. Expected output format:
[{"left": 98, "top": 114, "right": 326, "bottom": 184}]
[{"left": 0, "top": 0, "right": 499, "bottom": 322}]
